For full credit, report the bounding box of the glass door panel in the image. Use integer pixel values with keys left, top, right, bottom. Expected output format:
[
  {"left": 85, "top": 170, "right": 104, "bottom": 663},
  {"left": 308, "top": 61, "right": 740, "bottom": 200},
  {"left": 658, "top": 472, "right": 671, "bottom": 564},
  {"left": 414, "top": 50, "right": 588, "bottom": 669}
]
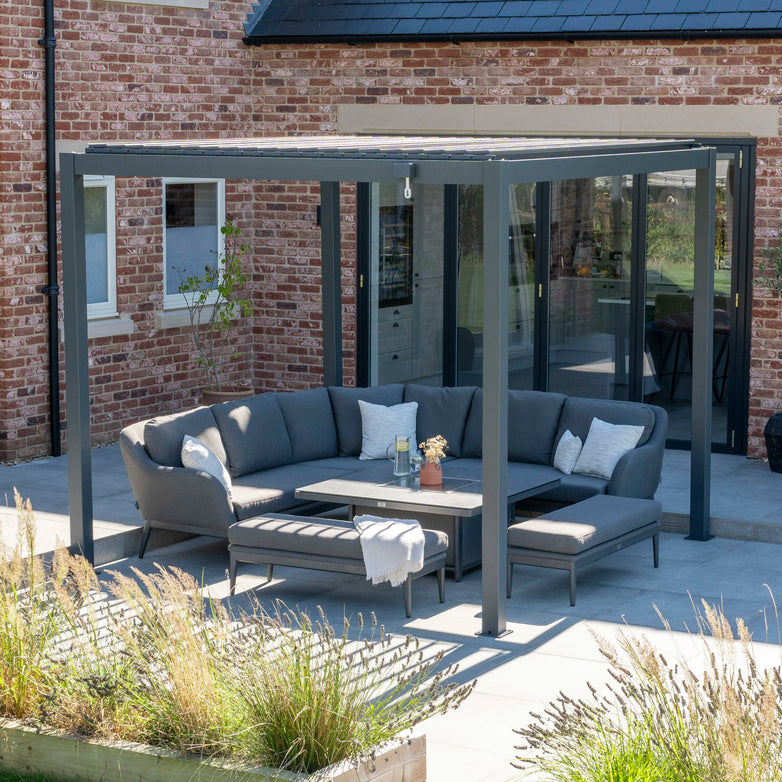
[
  {"left": 548, "top": 176, "right": 634, "bottom": 400},
  {"left": 369, "top": 182, "right": 444, "bottom": 386},
  {"left": 456, "top": 183, "right": 536, "bottom": 387},
  {"left": 643, "top": 156, "right": 735, "bottom": 447}
]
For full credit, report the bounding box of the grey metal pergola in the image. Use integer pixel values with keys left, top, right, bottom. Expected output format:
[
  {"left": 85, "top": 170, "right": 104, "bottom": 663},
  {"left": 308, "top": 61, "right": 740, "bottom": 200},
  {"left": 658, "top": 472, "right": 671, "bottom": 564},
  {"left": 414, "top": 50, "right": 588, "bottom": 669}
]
[{"left": 60, "top": 135, "right": 716, "bottom": 637}]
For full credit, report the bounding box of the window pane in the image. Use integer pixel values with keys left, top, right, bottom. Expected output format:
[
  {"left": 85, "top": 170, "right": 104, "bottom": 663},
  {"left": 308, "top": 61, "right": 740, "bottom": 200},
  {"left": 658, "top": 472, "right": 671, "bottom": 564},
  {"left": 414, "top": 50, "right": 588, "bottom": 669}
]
[
  {"left": 548, "top": 176, "right": 633, "bottom": 400},
  {"left": 84, "top": 185, "right": 109, "bottom": 305},
  {"left": 165, "top": 182, "right": 218, "bottom": 296},
  {"left": 456, "top": 183, "right": 536, "bottom": 388}
]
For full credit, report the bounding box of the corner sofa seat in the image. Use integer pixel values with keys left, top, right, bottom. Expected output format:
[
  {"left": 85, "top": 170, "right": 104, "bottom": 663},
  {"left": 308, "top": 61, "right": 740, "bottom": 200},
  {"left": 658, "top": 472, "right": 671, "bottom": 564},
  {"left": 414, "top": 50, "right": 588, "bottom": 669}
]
[{"left": 120, "top": 383, "right": 668, "bottom": 557}]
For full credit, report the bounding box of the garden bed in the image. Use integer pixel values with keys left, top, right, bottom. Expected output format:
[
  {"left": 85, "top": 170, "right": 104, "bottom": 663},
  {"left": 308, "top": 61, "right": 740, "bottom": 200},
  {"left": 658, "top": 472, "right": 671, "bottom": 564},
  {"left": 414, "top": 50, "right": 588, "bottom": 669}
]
[{"left": 0, "top": 721, "right": 426, "bottom": 782}]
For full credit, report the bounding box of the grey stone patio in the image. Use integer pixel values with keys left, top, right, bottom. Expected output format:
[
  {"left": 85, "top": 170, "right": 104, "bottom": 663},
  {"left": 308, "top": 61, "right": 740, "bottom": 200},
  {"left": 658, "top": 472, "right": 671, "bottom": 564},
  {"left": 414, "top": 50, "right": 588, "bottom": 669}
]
[{"left": 1, "top": 446, "right": 782, "bottom": 781}]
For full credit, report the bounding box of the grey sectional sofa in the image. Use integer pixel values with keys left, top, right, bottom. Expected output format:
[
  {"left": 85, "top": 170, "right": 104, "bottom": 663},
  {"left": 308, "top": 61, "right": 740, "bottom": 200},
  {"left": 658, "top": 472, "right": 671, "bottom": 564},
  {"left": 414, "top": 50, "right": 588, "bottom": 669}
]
[{"left": 120, "top": 384, "right": 667, "bottom": 557}]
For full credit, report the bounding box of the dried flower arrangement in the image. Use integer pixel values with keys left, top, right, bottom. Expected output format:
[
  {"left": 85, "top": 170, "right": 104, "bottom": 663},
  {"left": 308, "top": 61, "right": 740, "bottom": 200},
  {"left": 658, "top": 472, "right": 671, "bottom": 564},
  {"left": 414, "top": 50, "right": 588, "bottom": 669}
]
[{"left": 419, "top": 435, "right": 448, "bottom": 464}]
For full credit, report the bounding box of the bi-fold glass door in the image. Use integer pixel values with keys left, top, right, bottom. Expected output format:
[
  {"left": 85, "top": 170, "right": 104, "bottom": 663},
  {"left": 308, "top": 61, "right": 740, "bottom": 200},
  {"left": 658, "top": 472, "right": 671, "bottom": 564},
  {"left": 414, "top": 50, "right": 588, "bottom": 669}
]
[{"left": 357, "top": 140, "right": 754, "bottom": 453}]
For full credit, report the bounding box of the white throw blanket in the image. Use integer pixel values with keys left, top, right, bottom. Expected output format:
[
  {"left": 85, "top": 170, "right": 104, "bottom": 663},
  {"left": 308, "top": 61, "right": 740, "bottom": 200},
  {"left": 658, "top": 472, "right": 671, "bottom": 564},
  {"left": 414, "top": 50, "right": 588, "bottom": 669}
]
[{"left": 353, "top": 515, "right": 425, "bottom": 587}]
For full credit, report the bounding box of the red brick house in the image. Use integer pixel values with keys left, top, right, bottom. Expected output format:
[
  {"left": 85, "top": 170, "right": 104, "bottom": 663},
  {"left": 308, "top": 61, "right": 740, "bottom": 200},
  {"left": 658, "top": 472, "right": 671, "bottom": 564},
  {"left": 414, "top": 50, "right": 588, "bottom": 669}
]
[{"left": 3, "top": 0, "right": 782, "bottom": 461}]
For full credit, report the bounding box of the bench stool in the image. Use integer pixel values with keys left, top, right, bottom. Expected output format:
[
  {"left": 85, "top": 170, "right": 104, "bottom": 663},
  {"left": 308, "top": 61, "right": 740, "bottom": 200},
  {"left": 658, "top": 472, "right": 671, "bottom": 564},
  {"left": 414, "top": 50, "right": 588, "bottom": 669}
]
[
  {"left": 228, "top": 513, "right": 448, "bottom": 617},
  {"left": 507, "top": 495, "right": 661, "bottom": 606}
]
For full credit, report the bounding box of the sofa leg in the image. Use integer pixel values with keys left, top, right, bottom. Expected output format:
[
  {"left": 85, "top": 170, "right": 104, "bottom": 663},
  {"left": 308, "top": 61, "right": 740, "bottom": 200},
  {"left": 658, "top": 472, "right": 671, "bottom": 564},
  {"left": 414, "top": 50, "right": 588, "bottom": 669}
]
[
  {"left": 403, "top": 576, "right": 412, "bottom": 618},
  {"left": 653, "top": 532, "right": 659, "bottom": 568},
  {"left": 437, "top": 567, "right": 445, "bottom": 603},
  {"left": 266, "top": 564, "right": 274, "bottom": 582},
  {"left": 229, "top": 555, "right": 238, "bottom": 595},
  {"left": 569, "top": 566, "right": 576, "bottom": 607},
  {"left": 138, "top": 523, "right": 152, "bottom": 559},
  {"left": 506, "top": 562, "right": 513, "bottom": 598}
]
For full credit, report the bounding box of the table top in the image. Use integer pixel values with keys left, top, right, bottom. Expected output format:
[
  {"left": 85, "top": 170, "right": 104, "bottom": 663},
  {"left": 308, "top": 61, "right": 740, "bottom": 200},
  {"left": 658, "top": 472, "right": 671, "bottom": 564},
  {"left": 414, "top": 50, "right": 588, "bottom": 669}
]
[{"left": 295, "top": 460, "right": 561, "bottom": 518}]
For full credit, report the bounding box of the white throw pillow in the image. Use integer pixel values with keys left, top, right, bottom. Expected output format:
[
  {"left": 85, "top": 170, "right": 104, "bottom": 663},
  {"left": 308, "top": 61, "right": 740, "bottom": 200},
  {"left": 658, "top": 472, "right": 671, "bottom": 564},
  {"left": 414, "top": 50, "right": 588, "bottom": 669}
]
[
  {"left": 358, "top": 400, "right": 418, "bottom": 460},
  {"left": 553, "top": 429, "right": 583, "bottom": 475},
  {"left": 573, "top": 417, "right": 645, "bottom": 480},
  {"left": 181, "top": 434, "right": 233, "bottom": 499}
]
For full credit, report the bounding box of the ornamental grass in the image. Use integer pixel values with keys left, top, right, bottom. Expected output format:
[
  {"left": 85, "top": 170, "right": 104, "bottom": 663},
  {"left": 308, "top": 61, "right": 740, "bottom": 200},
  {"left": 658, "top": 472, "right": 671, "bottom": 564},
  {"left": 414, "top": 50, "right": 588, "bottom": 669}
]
[
  {"left": 0, "top": 491, "right": 475, "bottom": 774},
  {"left": 514, "top": 597, "right": 782, "bottom": 782}
]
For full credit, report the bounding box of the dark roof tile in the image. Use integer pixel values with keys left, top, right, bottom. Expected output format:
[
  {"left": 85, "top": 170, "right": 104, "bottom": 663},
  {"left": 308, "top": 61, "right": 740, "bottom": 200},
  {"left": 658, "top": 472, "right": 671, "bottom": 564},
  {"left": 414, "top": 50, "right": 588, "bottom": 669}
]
[
  {"left": 528, "top": 0, "right": 560, "bottom": 14},
  {"left": 501, "top": 14, "right": 539, "bottom": 31},
  {"left": 746, "top": 10, "right": 782, "bottom": 25},
  {"left": 682, "top": 11, "right": 720, "bottom": 27},
  {"left": 714, "top": 11, "right": 751, "bottom": 26},
  {"left": 362, "top": 17, "right": 401, "bottom": 34},
  {"left": 531, "top": 14, "right": 565, "bottom": 31},
  {"left": 560, "top": 14, "right": 597, "bottom": 31},
  {"left": 737, "top": 0, "right": 772, "bottom": 9},
  {"left": 471, "top": 1, "right": 505, "bottom": 16},
  {"left": 498, "top": 0, "right": 528, "bottom": 16},
  {"left": 392, "top": 17, "right": 427, "bottom": 33},
  {"left": 650, "top": 0, "right": 680, "bottom": 12},
  {"left": 446, "top": 2, "right": 477, "bottom": 16},
  {"left": 675, "top": 0, "right": 706, "bottom": 12},
  {"left": 420, "top": 16, "right": 455, "bottom": 32},
  {"left": 584, "top": 0, "right": 619, "bottom": 13},
  {"left": 648, "top": 12, "right": 687, "bottom": 28},
  {"left": 590, "top": 13, "right": 627, "bottom": 30},
  {"left": 621, "top": 12, "right": 652, "bottom": 28},
  {"left": 448, "top": 15, "right": 485, "bottom": 31},
  {"left": 706, "top": 0, "right": 741, "bottom": 11}
]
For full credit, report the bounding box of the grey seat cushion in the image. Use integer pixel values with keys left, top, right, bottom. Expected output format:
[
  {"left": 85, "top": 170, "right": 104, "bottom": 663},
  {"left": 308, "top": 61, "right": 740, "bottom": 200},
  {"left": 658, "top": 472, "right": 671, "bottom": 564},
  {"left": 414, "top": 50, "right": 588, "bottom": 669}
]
[
  {"left": 404, "top": 384, "right": 477, "bottom": 458},
  {"left": 555, "top": 397, "right": 655, "bottom": 450},
  {"left": 231, "top": 463, "right": 350, "bottom": 520},
  {"left": 462, "top": 389, "right": 567, "bottom": 463},
  {"left": 144, "top": 407, "right": 226, "bottom": 468},
  {"left": 276, "top": 387, "right": 339, "bottom": 462},
  {"left": 229, "top": 513, "right": 448, "bottom": 560},
  {"left": 328, "top": 384, "right": 404, "bottom": 456},
  {"left": 508, "top": 495, "right": 662, "bottom": 556},
  {"left": 211, "top": 393, "right": 292, "bottom": 478},
  {"left": 536, "top": 473, "right": 608, "bottom": 504}
]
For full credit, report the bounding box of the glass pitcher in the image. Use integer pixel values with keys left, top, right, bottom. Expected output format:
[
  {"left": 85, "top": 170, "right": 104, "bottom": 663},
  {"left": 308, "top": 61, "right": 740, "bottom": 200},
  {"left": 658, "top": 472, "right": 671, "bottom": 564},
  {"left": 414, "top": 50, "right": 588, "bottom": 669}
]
[{"left": 386, "top": 434, "right": 411, "bottom": 476}]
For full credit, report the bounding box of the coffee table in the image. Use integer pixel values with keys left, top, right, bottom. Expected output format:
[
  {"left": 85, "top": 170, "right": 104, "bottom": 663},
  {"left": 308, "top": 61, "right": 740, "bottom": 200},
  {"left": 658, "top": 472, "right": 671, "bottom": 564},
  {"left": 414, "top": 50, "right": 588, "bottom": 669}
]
[{"left": 295, "top": 460, "right": 560, "bottom": 580}]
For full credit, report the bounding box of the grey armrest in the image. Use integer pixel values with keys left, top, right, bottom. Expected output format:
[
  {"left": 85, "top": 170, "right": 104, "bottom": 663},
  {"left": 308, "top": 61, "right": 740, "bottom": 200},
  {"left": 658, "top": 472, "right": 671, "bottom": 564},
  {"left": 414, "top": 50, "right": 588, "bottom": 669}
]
[
  {"left": 119, "top": 423, "right": 236, "bottom": 535},
  {"left": 607, "top": 405, "right": 668, "bottom": 499}
]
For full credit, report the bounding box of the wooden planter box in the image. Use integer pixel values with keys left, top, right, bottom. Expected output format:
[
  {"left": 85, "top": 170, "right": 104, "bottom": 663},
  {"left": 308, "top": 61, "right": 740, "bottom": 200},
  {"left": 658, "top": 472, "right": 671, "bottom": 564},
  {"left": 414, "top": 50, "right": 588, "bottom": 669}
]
[{"left": 0, "top": 720, "right": 426, "bottom": 782}]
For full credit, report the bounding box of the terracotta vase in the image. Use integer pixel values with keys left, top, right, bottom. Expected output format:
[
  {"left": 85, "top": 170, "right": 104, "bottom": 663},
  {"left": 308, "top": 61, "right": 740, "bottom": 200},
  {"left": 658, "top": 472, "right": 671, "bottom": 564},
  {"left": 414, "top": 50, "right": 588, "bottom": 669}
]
[
  {"left": 419, "top": 461, "right": 442, "bottom": 486},
  {"left": 200, "top": 387, "right": 255, "bottom": 406}
]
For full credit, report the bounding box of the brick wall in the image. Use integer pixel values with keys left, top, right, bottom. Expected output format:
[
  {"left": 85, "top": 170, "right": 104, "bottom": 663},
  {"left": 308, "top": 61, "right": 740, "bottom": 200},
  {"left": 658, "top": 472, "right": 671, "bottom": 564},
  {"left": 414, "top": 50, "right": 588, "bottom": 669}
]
[{"left": 4, "top": 18, "right": 782, "bottom": 460}]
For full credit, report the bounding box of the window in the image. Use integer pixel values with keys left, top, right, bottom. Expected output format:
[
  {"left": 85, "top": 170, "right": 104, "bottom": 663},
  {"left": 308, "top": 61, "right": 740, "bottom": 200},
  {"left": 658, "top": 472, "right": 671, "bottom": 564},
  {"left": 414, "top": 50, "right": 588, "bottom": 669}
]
[
  {"left": 84, "top": 176, "right": 117, "bottom": 320},
  {"left": 163, "top": 179, "right": 225, "bottom": 309}
]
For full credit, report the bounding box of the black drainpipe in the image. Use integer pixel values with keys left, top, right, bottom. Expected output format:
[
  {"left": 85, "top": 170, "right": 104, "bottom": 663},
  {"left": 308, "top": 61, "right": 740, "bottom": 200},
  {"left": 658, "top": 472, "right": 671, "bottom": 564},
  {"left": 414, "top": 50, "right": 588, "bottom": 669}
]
[{"left": 39, "top": 0, "right": 62, "bottom": 457}]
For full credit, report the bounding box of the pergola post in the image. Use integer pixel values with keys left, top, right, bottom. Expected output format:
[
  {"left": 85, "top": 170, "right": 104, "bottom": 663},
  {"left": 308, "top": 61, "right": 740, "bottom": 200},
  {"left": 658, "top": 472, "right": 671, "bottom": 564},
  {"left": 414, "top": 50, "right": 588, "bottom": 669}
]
[
  {"left": 480, "top": 162, "right": 510, "bottom": 637},
  {"left": 59, "top": 153, "right": 95, "bottom": 563},
  {"left": 689, "top": 151, "right": 717, "bottom": 540},
  {"left": 320, "top": 181, "right": 343, "bottom": 387}
]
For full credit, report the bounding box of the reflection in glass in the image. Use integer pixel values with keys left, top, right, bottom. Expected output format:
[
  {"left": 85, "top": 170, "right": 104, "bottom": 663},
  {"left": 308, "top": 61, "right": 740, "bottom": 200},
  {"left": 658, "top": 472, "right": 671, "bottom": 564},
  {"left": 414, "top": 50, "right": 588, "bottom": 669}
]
[
  {"left": 456, "top": 183, "right": 536, "bottom": 388},
  {"left": 644, "top": 158, "right": 734, "bottom": 445},
  {"left": 548, "top": 176, "right": 635, "bottom": 400},
  {"left": 372, "top": 183, "right": 444, "bottom": 386}
]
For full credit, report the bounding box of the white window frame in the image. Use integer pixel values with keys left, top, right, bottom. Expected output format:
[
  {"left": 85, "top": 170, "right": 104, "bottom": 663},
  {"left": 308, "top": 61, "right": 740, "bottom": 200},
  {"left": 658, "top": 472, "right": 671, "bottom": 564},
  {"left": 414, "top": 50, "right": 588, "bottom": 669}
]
[
  {"left": 84, "top": 175, "right": 117, "bottom": 320},
  {"left": 162, "top": 177, "right": 225, "bottom": 310}
]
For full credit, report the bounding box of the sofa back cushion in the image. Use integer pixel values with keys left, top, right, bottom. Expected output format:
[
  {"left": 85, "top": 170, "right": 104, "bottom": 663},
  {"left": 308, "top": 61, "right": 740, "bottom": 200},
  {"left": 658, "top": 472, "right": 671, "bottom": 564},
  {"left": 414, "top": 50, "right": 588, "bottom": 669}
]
[
  {"left": 211, "top": 393, "right": 293, "bottom": 477},
  {"left": 403, "top": 384, "right": 476, "bottom": 458},
  {"left": 462, "top": 389, "right": 567, "bottom": 464},
  {"left": 143, "top": 407, "right": 226, "bottom": 468},
  {"left": 328, "top": 384, "right": 404, "bottom": 456},
  {"left": 276, "top": 387, "right": 339, "bottom": 462},
  {"left": 555, "top": 397, "right": 655, "bottom": 454}
]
